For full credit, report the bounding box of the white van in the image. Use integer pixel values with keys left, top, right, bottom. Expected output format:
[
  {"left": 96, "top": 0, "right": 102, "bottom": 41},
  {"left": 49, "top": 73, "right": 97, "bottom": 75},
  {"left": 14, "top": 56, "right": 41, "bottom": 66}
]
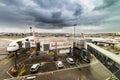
[
  {"left": 66, "top": 58, "right": 75, "bottom": 65},
  {"left": 30, "top": 63, "right": 41, "bottom": 73}
]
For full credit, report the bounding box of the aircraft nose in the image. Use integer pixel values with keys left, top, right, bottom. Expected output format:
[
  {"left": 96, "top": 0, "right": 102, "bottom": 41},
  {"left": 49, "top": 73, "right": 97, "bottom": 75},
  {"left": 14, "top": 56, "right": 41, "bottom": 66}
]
[{"left": 7, "top": 47, "right": 11, "bottom": 52}]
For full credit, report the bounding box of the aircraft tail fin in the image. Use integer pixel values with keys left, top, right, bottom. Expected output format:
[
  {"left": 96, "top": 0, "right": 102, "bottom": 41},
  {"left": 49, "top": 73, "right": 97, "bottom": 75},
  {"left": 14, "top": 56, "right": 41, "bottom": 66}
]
[
  {"left": 81, "top": 33, "right": 85, "bottom": 39},
  {"left": 112, "top": 34, "right": 115, "bottom": 39},
  {"left": 32, "top": 29, "right": 35, "bottom": 37}
]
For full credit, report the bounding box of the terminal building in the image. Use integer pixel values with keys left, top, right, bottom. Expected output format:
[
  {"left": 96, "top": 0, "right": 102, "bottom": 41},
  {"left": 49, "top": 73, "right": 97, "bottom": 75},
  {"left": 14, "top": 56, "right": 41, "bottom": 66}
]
[
  {"left": 34, "top": 37, "right": 74, "bottom": 55},
  {"left": 28, "top": 37, "right": 120, "bottom": 79}
]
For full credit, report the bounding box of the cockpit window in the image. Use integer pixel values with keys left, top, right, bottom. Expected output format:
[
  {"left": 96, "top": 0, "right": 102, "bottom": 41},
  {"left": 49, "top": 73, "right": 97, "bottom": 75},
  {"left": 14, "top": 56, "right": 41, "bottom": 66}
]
[
  {"left": 31, "top": 40, "right": 34, "bottom": 42},
  {"left": 26, "top": 39, "right": 29, "bottom": 41}
]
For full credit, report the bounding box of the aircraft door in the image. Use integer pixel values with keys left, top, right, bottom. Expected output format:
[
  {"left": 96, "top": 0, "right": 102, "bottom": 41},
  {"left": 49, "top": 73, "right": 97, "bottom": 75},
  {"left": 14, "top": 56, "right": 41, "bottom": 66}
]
[
  {"left": 17, "top": 41, "right": 22, "bottom": 49},
  {"left": 36, "top": 42, "right": 40, "bottom": 51}
]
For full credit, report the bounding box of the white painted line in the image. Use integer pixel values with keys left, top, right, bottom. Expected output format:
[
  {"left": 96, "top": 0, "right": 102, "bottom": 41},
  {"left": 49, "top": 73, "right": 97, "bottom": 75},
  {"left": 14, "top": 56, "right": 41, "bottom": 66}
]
[{"left": 6, "top": 66, "right": 14, "bottom": 78}]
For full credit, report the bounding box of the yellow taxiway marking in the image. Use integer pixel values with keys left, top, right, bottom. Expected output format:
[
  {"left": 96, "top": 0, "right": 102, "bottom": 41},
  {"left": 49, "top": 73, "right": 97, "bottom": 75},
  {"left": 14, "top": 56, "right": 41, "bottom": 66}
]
[
  {"left": 0, "top": 57, "right": 5, "bottom": 61},
  {"left": 2, "top": 53, "right": 29, "bottom": 65},
  {"left": 3, "top": 54, "right": 28, "bottom": 65},
  {"left": 3, "top": 57, "right": 14, "bottom": 65}
]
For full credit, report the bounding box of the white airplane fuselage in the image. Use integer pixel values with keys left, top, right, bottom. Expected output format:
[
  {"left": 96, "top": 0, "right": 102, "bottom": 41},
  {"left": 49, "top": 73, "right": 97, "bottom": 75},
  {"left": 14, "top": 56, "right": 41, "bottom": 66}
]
[
  {"left": 85, "top": 37, "right": 119, "bottom": 45},
  {"left": 7, "top": 42, "right": 19, "bottom": 52},
  {"left": 7, "top": 36, "right": 36, "bottom": 52}
]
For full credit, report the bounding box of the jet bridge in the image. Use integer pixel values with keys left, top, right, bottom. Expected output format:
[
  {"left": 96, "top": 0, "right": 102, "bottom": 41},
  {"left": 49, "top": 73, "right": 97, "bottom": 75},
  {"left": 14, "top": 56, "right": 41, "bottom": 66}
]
[{"left": 86, "top": 42, "right": 120, "bottom": 79}]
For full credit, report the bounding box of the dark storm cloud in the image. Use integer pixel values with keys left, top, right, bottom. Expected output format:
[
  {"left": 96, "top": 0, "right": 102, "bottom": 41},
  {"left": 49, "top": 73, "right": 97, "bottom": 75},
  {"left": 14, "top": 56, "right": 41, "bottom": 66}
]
[
  {"left": 27, "top": 0, "right": 83, "bottom": 28},
  {"left": 73, "top": 4, "right": 82, "bottom": 16},
  {"left": 35, "top": 11, "right": 63, "bottom": 24},
  {"left": 0, "top": 0, "right": 119, "bottom": 30},
  {"left": 0, "top": 0, "right": 33, "bottom": 26},
  {"left": 34, "top": 0, "right": 63, "bottom": 9},
  {"left": 52, "top": 12, "right": 62, "bottom": 19},
  {"left": 0, "top": 0, "right": 23, "bottom": 6}
]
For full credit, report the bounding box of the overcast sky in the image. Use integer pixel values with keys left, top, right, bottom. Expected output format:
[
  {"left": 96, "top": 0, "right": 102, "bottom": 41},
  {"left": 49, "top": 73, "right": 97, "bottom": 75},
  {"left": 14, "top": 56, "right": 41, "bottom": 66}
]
[{"left": 0, "top": 0, "right": 120, "bottom": 33}]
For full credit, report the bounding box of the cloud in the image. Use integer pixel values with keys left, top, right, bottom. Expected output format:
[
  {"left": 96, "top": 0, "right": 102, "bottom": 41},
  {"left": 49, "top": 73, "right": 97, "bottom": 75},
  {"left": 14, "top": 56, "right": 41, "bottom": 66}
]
[
  {"left": 94, "top": 0, "right": 118, "bottom": 10},
  {"left": 80, "top": 26, "right": 103, "bottom": 30},
  {"left": 0, "top": 0, "right": 120, "bottom": 32}
]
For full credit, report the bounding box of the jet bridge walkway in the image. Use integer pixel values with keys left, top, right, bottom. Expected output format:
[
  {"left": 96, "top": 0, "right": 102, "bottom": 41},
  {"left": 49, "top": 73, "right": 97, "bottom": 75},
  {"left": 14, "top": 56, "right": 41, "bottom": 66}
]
[{"left": 86, "top": 42, "right": 120, "bottom": 79}]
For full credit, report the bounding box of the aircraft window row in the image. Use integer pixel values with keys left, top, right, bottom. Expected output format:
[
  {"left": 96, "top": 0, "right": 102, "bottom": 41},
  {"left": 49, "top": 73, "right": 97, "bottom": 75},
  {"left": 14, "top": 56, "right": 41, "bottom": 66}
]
[
  {"left": 26, "top": 39, "right": 29, "bottom": 41},
  {"left": 30, "top": 40, "right": 34, "bottom": 42}
]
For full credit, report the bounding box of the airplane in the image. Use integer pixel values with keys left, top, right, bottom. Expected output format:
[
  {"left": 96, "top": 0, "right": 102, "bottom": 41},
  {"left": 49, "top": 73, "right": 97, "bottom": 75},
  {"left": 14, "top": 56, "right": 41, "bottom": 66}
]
[
  {"left": 81, "top": 33, "right": 119, "bottom": 45},
  {"left": 5, "top": 29, "right": 37, "bottom": 53},
  {"left": 0, "top": 30, "right": 36, "bottom": 55},
  {"left": 7, "top": 36, "right": 36, "bottom": 53},
  {"left": 4, "top": 36, "right": 72, "bottom": 54}
]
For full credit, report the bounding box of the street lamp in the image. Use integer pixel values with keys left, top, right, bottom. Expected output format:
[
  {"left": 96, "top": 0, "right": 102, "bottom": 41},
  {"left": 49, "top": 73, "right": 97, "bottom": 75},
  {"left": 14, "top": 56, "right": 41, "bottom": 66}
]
[
  {"left": 74, "top": 24, "right": 77, "bottom": 38},
  {"left": 54, "top": 41, "right": 58, "bottom": 61},
  {"left": 30, "top": 27, "right": 32, "bottom": 36},
  {"left": 72, "top": 24, "right": 77, "bottom": 57}
]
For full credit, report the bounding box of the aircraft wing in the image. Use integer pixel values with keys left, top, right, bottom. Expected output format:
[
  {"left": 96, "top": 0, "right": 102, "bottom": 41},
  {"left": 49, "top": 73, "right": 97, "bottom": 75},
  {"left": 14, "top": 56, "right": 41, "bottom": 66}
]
[{"left": 0, "top": 38, "right": 14, "bottom": 41}]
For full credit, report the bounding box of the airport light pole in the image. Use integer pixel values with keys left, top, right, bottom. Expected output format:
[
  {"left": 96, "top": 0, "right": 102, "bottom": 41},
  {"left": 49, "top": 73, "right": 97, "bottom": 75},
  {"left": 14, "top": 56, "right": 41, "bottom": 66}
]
[
  {"left": 30, "top": 27, "right": 32, "bottom": 36},
  {"left": 54, "top": 41, "right": 58, "bottom": 61},
  {"left": 72, "top": 24, "right": 77, "bottom": 57},
  {"left": 14, "top": 51, "right": 18, "bottom": 69},
  {"left": 74, "top": 24, "right": 77, "bottom": 38}
]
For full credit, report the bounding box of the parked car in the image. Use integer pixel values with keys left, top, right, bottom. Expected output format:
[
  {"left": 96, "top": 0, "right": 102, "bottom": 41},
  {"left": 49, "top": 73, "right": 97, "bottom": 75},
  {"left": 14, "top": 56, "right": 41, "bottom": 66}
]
[
  {"left": 56, "top": 61, "right": 64, "bottom": 68},
  {"left": 66, "top": 58, "right": 75, "bottom": 65},
  {"left": 30, "top": 63, "right": 41, "bottom": 73}
]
